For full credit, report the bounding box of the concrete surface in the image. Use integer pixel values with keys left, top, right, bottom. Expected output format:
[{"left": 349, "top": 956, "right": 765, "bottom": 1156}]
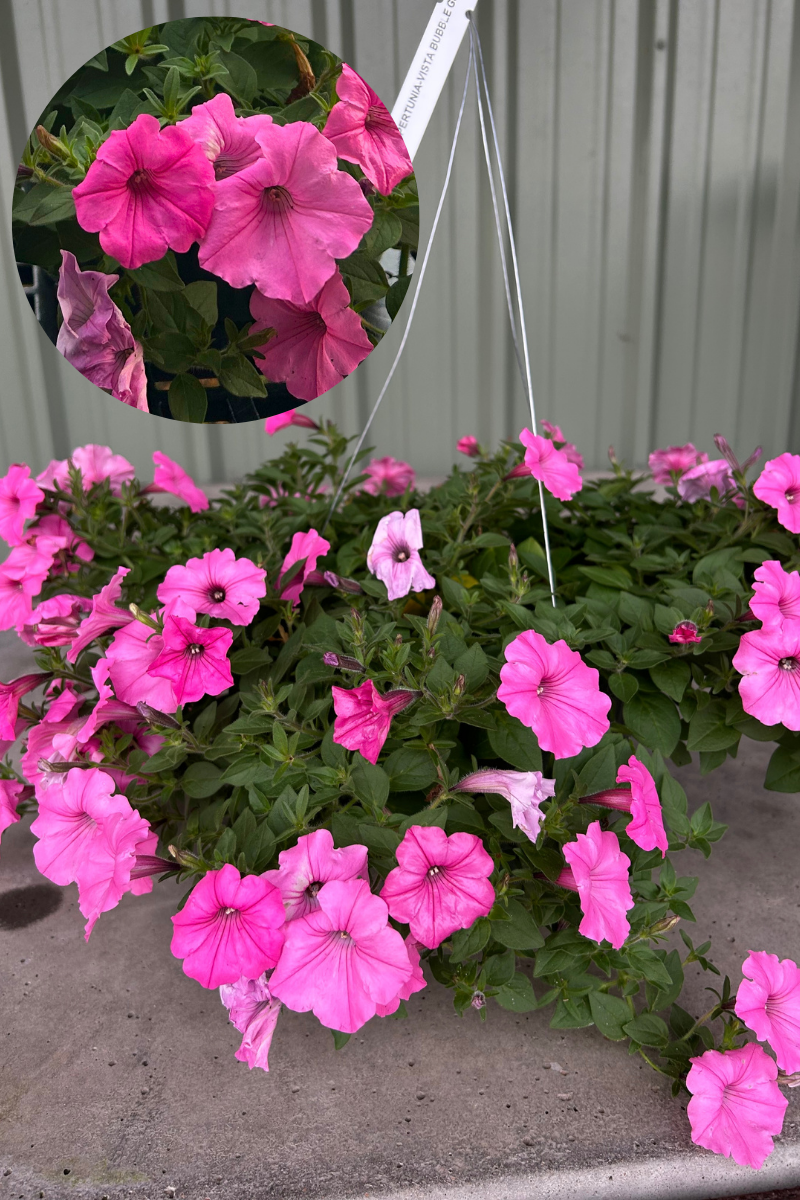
[{"left": 1, "top": 631, "right": 799, "bottom": 1200}]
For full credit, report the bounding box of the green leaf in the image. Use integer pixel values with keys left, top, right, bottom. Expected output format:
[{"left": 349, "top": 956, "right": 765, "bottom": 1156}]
[
  {"left": 383, "top": 748, "right": 438, "bottom": 793},
  {"left": 139, "top": 744, "right": 187, "bottom": 774},
  {"left": 626, "top": 946, "right": 674, "bottom": 990},
  {"left": 579, "top": 566, "right": 634, "bottom": 590},
  {"left": 361, "top": 209, "right": 403, "bottom": 258},
  {"left": 649, "top": 659, "right": 691, "bottom": 703},
  {"left": 765, "top": 742, "right": 800, "bottom": 793},
  {"left": 146, "top": 331, "right": 197, "bottom": 374},
  {"left": 650, "top": 949, "right": 684, "bottom": 1011},
  {"left": 169, "top": 373, "right": 208, "bottom": 422},
  {"left": 332, "top": 1030, "right": 351, "bottom": 1051},
  {"left": 623, "top": 691, "right": 682, "bottom": 755},
  {"left": 338, "top": 251, "right": 389, "bottom": 304},
  {"left": 454, "top": 643, "right": 489, "bottom": 690},
  {"left": 588, "top": 991, "right": 632, "bottom": 1040},
  {"left": 448, "top": 917, "right": 491, "bottom": 962},
  {"left": 386, "top": 273, "right": 412, "bottom": 321},
  {"left": 219, "top": 353, "right": 267, "bottom": 399},
  {"left": 184, "top": 280, "right": 218, "bottom": 326},
  {"left": 608, "top": 673, "right": 639, "bottom": 703},
  {"left": 350, "top": 759, "right": 390, "bottom": 812},
  {"left": 219, "top": 50, "right": 258, "bottom": 104},
  {"left": 240, "top": 38, "right": 300, "bottom": 91},
  {"left": 622, "top": 1013, "right": 669, "bottom": 1048},
  {"left": 480, "top": 948, "right": 516, "bottom": 988},
  {"left": 182, "top": 761, "right": 223, "bottom": 798},
  {"left": 13, "top": 183, "right": 76, "bottom": 226},
  {"left": 550, "top": 997, "right": 593, "bottom": 1028},
  {"left": 495, "top": 973, "right": 539, "bottom": 1013},
  {"left": 128, "top": 256, "right": 184, "bottom": 294},
  {"left": 488, "top": 712, "right": 542, "bottom": 771},
  {"left": 687, "top": 702, "right": 741, "bottom": 753},
  {"left": 490, "top": 899, "right": 544, "bottom": 950}
]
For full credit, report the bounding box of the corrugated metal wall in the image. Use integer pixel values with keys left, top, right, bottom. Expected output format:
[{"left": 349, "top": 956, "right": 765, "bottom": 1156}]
[{"left": 1, "top": 0, "right": 799, "bottom": 482}]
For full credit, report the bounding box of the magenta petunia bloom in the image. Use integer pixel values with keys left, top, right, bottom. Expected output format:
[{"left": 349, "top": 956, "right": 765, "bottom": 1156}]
[
  {"left": 158, "top": 548, "right": 266, "bottom": 627},
  {"left": 72, "top": 113, "right": 216, "bottom": 270},
  {"left": 78, "top": 804, "right": 157, "bottom": 940},
  {"left": 171, "top": 864, "right": 286, "bottom": 989},
  {"left": 0, "top": 672, "right": 49, "bottom": 740},
  {"left": 219, "top": 974, "right": 282, "bottom": 1072},
  {"left": 735, "top": 951, "right": 800, "bottom": 1074},
  {"left": 0, "top": 779, "right": 24, "bottom": 851},
  {"left": 144, "top": 451, "right": 209, "bottom": 513},
  {"left": 278, "top": 529, "right": 331, "bottom": 606},
  {"left": 540, "top": 420, "right": 584, "bottom": 468},
  {"left": 0, "top": 464, "right": 44, "bottom": 547},
  {"left": 362, "top": 457, "right": 416, "bottom": 497},
  {"left": 263, "top": 828, "right": 368, "bottom": 922},
  {"left": 0, "top": 544, "right": 54, "bottom": 631},
  {"left": 323, "top": 64, "right": 413, "bottom": 196},
  {"left": 559, "top": 822, "right": 633, "bottom": 950},
  {"left": 733, "top": 622, "right": 800, "bottom": 730},
  {"left": 366, "top": 509, "right": 435, "bottom": 602},
  {"left": 519, "top": 429, "right": 583, "bottom": 502},
  {"left": 648, "top": 444, "right": 708, "bottom": 484},
  {"left": 332, "top": 680, "right": 417, "bottom": 765},
  {"left": 264, "top": 410, "right": 319, "bottom": 435},
  {"left": 498, "top": 630, "right": 611, "bottom": 759},
  {"left": 250, "top": 270, "right": 373, "bottom": 402},
  {"left": 457, "top": 436, "right": 480, "bottom": 459},
  {"left": 751, "top": 561, "right": 800, "bottom": 629},
  {"left": 669, "top": 620, "right": 702, "bottom": 644},
  {"left": 686, "top": 1043, "right": 788, "bottom": 1170},
  {"left": 66, "top": 565, "right": 132, "bottom": 663},
  {"left": 678, "top": 458, "right": 738, "bottom": 504},
  {"left": 198, "top": 120, "right": 373, "bottom": 304},
  {"left": 30, "top": 767, "right": 135, "bottom": 885},
  {"left": 615, "top": 755, "right": 668, "bottom": 856},
  {"left": 381, "top": 825, "right": 496, "bottom": 950},
  {"left": 269, "top": 878, "right": 412, "bottom": 1034},
  {"left": 18, "top": 594, "right": 90, "bottom": 648},
  {"left": 753, "top": 453, "right": 800, "bottom": 534},
  {"left": 148, "top": 615, "right": 233, "bottom": 706},
  {"left": 180, "top": 92, "right": 273, "bottom": 180},
  {"left": 376, "top": 935, "right": 427, "bottom": 1017},
  {"left": 454, "top": 769, "right": 555, "bottom": 844},
  {"left": 106, "top": 616, "right": 178, "bottom": 713}
]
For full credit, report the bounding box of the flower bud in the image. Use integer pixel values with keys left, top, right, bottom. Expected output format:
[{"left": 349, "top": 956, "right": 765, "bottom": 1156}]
[
  {"left": 129, "top": 604, "right": 161, "bottom": 631},
  {"left": 471, "top": 990, "right": 486, "bottom": 1011},
  {"left": 323, "top": 571, "right": 363, "bottom": 594},
  {"left": 35, "top": 124, "right": 69, "bottom": 158},
  {"left": 668, "top": 620, "right": 702, "bottom": 645},
  {"left": 322, "top": 652, "right": 365, "bottom": 673},
  {"left": 509, "top": 543, "right": 519, "bottom": 569},
  {"left": 778, "top": 1071, "right": 800, "bottom": 1089},
  {"left": 454, "top": 674, "right": 466, "bottom": 697},
  {"left": 136, "top": 701, "right": 182, "bottom": 729},
  {"left": 427, "top": 595, "right": 443, "bottom": 635},
  {"left": 649, "top": 914, "right": 682, "bottom": 936}
]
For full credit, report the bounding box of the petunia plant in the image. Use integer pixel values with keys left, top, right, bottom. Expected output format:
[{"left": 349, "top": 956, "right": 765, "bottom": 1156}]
[
  {"left": 12, "top": 18, "right": 418, "bottom": 422},
  {"left": 2, "top": 421, "right": 800, "bottom": 1171}
]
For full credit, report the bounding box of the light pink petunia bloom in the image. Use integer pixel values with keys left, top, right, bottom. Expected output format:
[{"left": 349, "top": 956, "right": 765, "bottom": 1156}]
[
  {"left": 362, "top": 457, "right": 416, "bottom": 498},
  {"left": 540, "top": 420, "right": 584, "bottom": 468},
  {"left": 148, "top": 615, "right": 233, "bottom": 706},
  {"left": 753, "top": 453, "right": 800, "bottom": 534},
  {"left": 269, "top": 878, "right": 413, "bottom": 1033},
  {"left": 0, "top": 464, "right": 44, "bottom": 547},
  {"left": 366, "top": 509, "right": 435, "bottom": 602},
  {"left": 106, "top": 616, "right": 178, "bottom": 713},
  {"left": 278, "top": 529, "right": 331, "bottom": 606},
  {"left": 558, "top": 822, "right": 633, "bottom": 950},
  {"left": 38, "top": 446, "right": 136, "bottom": 497},
  {"left": 67, "top": 566, "right": 132, "bottom": 663},
  {"left": 457, "top": 436, "right": 480, "bottom": 459},
  {"left": 264, "top": 410, "right": 319, "bottom": 435},
  {"left": 735, "top": 951, "right": 800, "bottom": 1074},
  {"left": 498, "top": 630, "right": 611, "bottom": 759},
  {"left": 669, "top": 621, "right": 702, "bottom": 645},
  {"left": 30, "top": 766, "right": 138, "bottom": 887},
  {"left": 614, "top": 755, "right": 668, "bottom": 856},
  {"left": 751, "top": 561, "right": 800, "bottom": 629},
  {"left": 27, "top": 514, "right": 94, "bottom": 576},
  {"left": 250, "top": 270, "right": 373, "bottom": 402},
  {"left": 454, "top": 769, "right": 556, "bottom": 844},
  {"left": 686, "top": 1043, "right": 788, "bottom": 1170},
  {"left": 0, "top": 779, "right": 24, "bottom": 850},
  {"left": 158, "top": 549, "right": 266, "bottom": 627},
  {"left": 332, "top": 680, "right": 417, "bottom": 765},
  {"left": 78, "top": 804, "right": 157, "bottom": 940},
  {"left": 323, "top": 64, "right": 413, "bottom": 196},
  {"left": 198, "top": 120, "right": 373, "bottom": 304},
  {"left": 0, "top": 544, "right": 54, "bottom": 631},
  {"left": 376, "top": 935, "right": 426, "bottom": 1017},
  {"left": 72, "top": 113, "right": 215, "bottom": 270},
  {"left": 648, "top": 444, "right": 708, "bottom": 484},
  {"left": 0, "top": 672, "right": 49, "bottom": 740},
  {"left": 180, "top": 92, "right": 273, "bottom": 180},
  {"left": 381, "top": 825, "right": 496, "bottom": 950},
  {"left": 263, "top": 828, "right": 368, "bottom": 921},
  {"left": 519, "top": 429, "right": 583, "bottom": 502},
  {"left": 18, "top": 593, "right": 90, "bottom": 648},
  {"left": 733, "top": 622, "right": 800, "bottom": 730},
  {"left": 219, "top": 973, "right": 282, "bottom": 1072},
  {"left": 678, "top": 459, "right": 739, "bottom": 504},
  {"left": 171, "top": 864, "right": 286, "bottom": 989},
  {"left": 144, "top": 451, "right": 209, "bottom": 513}
]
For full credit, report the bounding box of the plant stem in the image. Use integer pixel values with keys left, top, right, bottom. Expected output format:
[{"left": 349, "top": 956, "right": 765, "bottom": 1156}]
[
  {"left": 638, "top": 1049, "right": 671, "bottom": 1077},
  {"left": 675, "top": 1003, "right": 720, "bottom": 1043}
]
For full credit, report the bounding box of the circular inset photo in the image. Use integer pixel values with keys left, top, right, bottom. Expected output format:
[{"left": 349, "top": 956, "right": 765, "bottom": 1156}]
[{"left": 12, "top": 18, "right": 418, "bottom": 423}]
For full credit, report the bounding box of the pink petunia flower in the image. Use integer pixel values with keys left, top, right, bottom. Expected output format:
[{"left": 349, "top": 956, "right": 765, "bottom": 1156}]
[
  {"left": 37, "top": 446, "right": 136, "bottom": 497},
  {"left": 180, "top": 92, "right": 273, "bottom": 180},
  {"left": 669, "top": 621, "right": 702, "bottom": 644},
  {"left": 18, "top": 594, "right": 90, "bottom": 648},
  {"left": 78, "top": 803, "right": 157, "bottom": 940},
  {"left": 323, "top": 64, "right": 413, "bottom": 196},
  {"left": 0, "top": 673, "right": 49, "bottom": 741},
  {"left": 519, "top": 429, "right": 583, "bottom": 502},
  {"left": 686, "top": 1043, "right": 788, "bottom": 1170},
  {"left": 362, "top": 457, "right": 415, "bottom": 498},
  {"left": 733, "top": 622, "right": 800, "bottom": 730},
  {"left": 381, "top": 825, "right": 496, "bottom": 949},
  {"left": 199, "top": 120, "right": 373, "bottom": 304},
  {"left": 0, "top": 464, "right": 44, "bottom": 547},
  {"left": 735, "top": 951, "right": 800, "bottom": 1074},
  {"left": 457, "top": 436, "right": 480, "bottom": 459},
  {"left": 332, "top": 680, "right": 417, "bottom": 765},
  {"left": 278, "top": 530, "right": 331, "bottom": 606},
  {"left": 498, "top": 630, "right": 611, "bottom": 759},
  {"left": 219, "top": 973, "right": 282, "bottom": 1072},
  {"left": 454, "top": 769, "right": 555, "bottom": 844},
  {"left": 148, "top": 615, "right": 233, "bottom": 706},
  {"left": 21, "top": 687, "right": 86, "bottom": 787},
  {"left": 366, "top": 509, "right": 435, "bottom": 602},
  {"left": 753, "top": 453, "right": 800, "bottom": 534},
  {"left": 72, "top": 113, "right": 216, "bottom": 270},
  {"left": 540, "top": 421, "right": 584, "bottom": 468},
  {"left": 105, "top": 615, "right": 178, "bottom": 713},
  {"left": 171, "top": 864, "right": 286, "bottom": 989},
  {"left": 263, "top": 828, "right": 368, "bottom": 921},
  {"left": 0, "top": 779, "right": 24, "bottom": 851},
  {"left": 750, "top": 561, "right": 800, "bottom": 629},
  {"left": 26, "top": 514, "right": 94, "bottom": 576},
  {"left": 678, "top": 459, "right": 739, "bottom": 504},
  {"left": 614, "top": 755, "right": 668, "bottom": 856},
  {"left": 143, "top": 451, "right": 209, "bottom": 513},
  {"left": 269, "top": 878, "right": 412, "bottom": 1033},
  {"left": 250, "top": 270, "right": 373, "bottom": 402},
  {"left": 648, "top": 444, "right": 708, "bottom": 484},
  {"left": 158, "top": 548, "right": 266, "bottom": 627},
  {"left": 67, "top": 566, "right": 133, "bottom": 663},
  {"left": 74, "top": 658, "right": 142, "bottom": 749},
  {"left": 376, "top": 935, "right": 426, "bottom": 1017},
  {"left": 0, "top": 544, "right": 54, "bottom": 631},
  {"left": 558, "top": 822, "right": 633, "bottom": 950},
  {"left": 265, "top": 410, "right": 319, "bottom": 435}
]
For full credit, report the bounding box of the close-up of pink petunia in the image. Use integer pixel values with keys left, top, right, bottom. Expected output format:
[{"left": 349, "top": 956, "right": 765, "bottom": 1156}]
[
  {"left": 219, "top": 974, "right": 282, "bottom": 1072},
  {"left": 735, "top": 950, "right": 800, "bottom": 1074},
  {"left": 669, "top": 620, "right": 702, "bottom": 645},
  {"left": 250, "top": 270, "right": 373, "bottom": 402},
  {"left": 332, "top": 680, "right": 417, "bottom": 765},
  {"left": 278, "top": 530, "right": 331, "bottom": 606},
  {"left": 78, "top": 803, "right": 157, "bottom": 940},
  {"left": 0, "top": 672, "right": 49, "bottom": 740},
  {"left": 381, "top": 825, "right": 495, "bottom": 950},
  {"left": 362, "top": 457, "right": 416, "bottom": 497},
  {"left": 498, "top": 630, "right": 611, "bottom": 759},
  {"left": 72, "top": 113, "right": 216, "bottom": 270},
  {"left": 269, "top": 878, "right": 413, "bottom": 1034},
  {"left": 457, "top": 436, "right": 480, "bottom": 459},
  {"left": 264, "top": 410, "right": 320, "bottom": 435},
  {"left": 144, "top": 451, "right": 209, "bottom": 513},
  {"left": 518, "top": 429, "right": 583, "bottom": 502},
  {"left": 0, "top": 779, "right": 24, "bottom": 851},
  {"left": 263, "top": 828, "right": 368, "bottom": 922},
  {"left": 30, "top": 767, "right": 138, "bottom": 888},
  {"left": 454, "top": 769, "right": 555, "bottom": 844},
  {"left": 678, "top": 458, "right": 738, "bottom": 504},
  {"left": 323, "top": 64, "right": 413, "bottom": 196},
  {"left": 0, "top": 543, "right": 54, "bottom": 631},
  {"left": 198, "top": 120, "right": 373, "bottom": 304},
  {"left": 67, "top": 565, "right": 132, "bottom": 663},
  {"left": 158, "top": 548, "right": 266, "bottom": 627},
  {"left": 17, "top": 593, "right": 90, "bottom": 648},
  {"left": 0, "top": 464, "right": 44, "bottom": 547},
  {"left": 171, "top": 864, "right": 286, "bottom": 990},
  {"left": 750, "top": 561, "right": 800, "bottom": 629},
  {"left": 686, "top": 1043, "right": 788, "bottom": 1170},
  {"left": 559, "top": 822, "right": 633, "bottom": 950},
  {"left": 366, "top": 509, "right": 435, "bottom": 602},
  {"left": 148, "top": 615, "right": 233, "bottom": 706},
  {"left": 105, "top": 616, "right": 178, "bottom": 713},
  {"left": 376, "top": 935, "right": 426, "bottom": 1017},
  {"left": 733, "top": 622, "right": 800, "bottom": 730},
  {"left": 181, "top": 92, "right": 273, "bottom": 180},
  {"left": 648, "top": 444, "right": 708, "bottom": 484},
  {"left": 753, "top": 453, "right": 800, "bottom": 534}
]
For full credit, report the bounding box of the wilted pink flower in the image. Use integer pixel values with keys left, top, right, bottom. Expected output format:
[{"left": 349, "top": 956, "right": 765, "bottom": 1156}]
[
  {"left": 686, "top": 1043, "right": 788, "bottom": 1170},
  {"left": 381, "top": 826, "right": 495, "bottom": 949},
  {"left": 18, "top": 594, "right": 90, "bottom": 648},
  {"left": 148, "top": 615, "right": 233, "bottom": 706},
  {"left": 0, "top": 464, "right": 44, "bottom": 547},
  {"left": 323, "top": 64, "right": 413, "bottom": 196},
  {"left": 0, "top": 779, "right": 23, "bottom": 850},
  {"left": 278, "top": 530, "right": 331, "bottom": 606},
  {"left": 27, "top": 514, "right": 93, "bottom": 575},
  {"left": 269, "top": 878, "right": 412, "bottom": 1033},
  {"left": 199, "top": 120, "right": 372, "bottom": 304},
  {"left": 754, "top": 454, "right": 800, "bottom": 534},
  {"left": 614, "top": 756, "right": 668, "bottom": 856},
  {"left": 518, "top": 429, "right": 583, "bottom": 502},
  {"left": 106, "top": 616, "right": 178, "bottom": 713},
  {"left": 678, "top": 459, "right": 738, "bottom": 504},
  {"left": 264, "top": 410, "right": 320, "bottom": 435},
  {"left": 735, "top": 951, "right": 800, "bottom": 1074},
  {"left": 559, "top": 822, "right": 633, "bottom": 949},
  {"left": 376, "top": 935, "right": 426, "bottom": 1017},
  {"left": 67, "top": 566, "right": 132, "bottom": 663},
  {"left": 648, "top": 444, "right": 708, "bottom": 484},
  {"left": 362, "top": 457, "right": 415, "bottom": 497},
  {"left": 540, "top": 421, "right": 583, "bottom": 467},
  {"left": 158, "top": 549, "right": 266, "bottom": 627},
  {"left": 332, "top": 680, "right": 417, "bottom": 764},
  {"left": 454, "top": 769, "right": 555, "bottom": 844},
  {"left": 219, "top": 974, "right": 282, "bottom": 1072},
  {"left": 0, "top": 673, "right": 49, "bottom": 740},
  {"left": 144, "top": 451, "right": 209, "bottom": 513},
  {"left": 366, "top": 509, "right": 435, "bottom": 602},
  {"left": 0, "top": 543, "right": 54, "bottom": 630},
  {"left": 733, "top": 622, "right": 800, "bottom": 730},
  {"left": 457, "top": 436, "right": 480, "bottom": 458},
  {"left": 171, "top": 864, "right": 286, "bottom": 990},
  {"left": 181, "top": 92, "right": 273, "bottom": 180},
  {"left": 750, "top": 561, "right": 800, "bottom": 629},
  {"left": 250, "top": 270, "right": 373, "bottom": 402},
  {"left": 669, "top": 620, "right": 702, "bottom": 645},
  {"left": 498, "top": 630, "right": 611, "bottom": 759},
  {"left": 263, "top": 828, "right": 368, "bottom": 922},
  {"left": 72, "top": 113, "right": 216, "bottom": 270}
]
